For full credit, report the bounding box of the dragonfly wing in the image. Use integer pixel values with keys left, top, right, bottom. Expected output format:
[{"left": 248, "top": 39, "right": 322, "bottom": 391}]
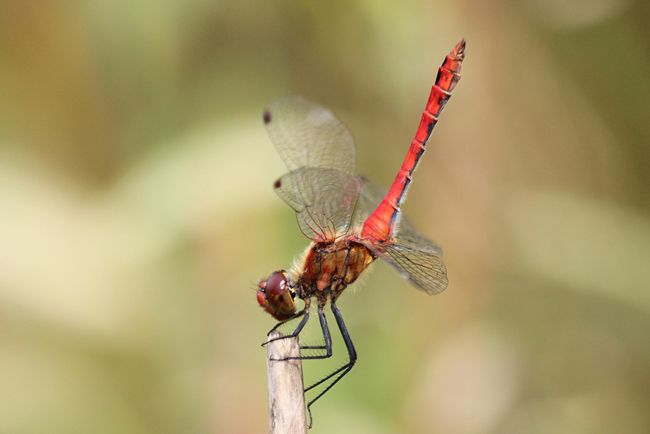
[
  {"left": 353, "top": 180, "right": 443, "bottom": 255},
  {"left": 355, "top": 180, "right": 447, "bottom": 294},
  {"left": 264, "top": 95, "right": 360, "bottom": 241},
  {"left": 275, "top": 168, "right": 362, "bottom": 242},
  {"left": 350, "top": 179, "right": 385, "bottom": 232},
  {"left": 394, "top": 211, "right": 443, "bottom": 255},
  {"left": 366, "top": 237, "right": 448, "bottom": 295},
  {"left": 264, "top": 95, "right": 356, "bottom": 175}
]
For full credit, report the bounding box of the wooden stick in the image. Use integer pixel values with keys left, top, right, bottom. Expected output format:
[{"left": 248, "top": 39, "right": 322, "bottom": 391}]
[{"left": 266, "top": 330, "right": 307, "bottom": 434}]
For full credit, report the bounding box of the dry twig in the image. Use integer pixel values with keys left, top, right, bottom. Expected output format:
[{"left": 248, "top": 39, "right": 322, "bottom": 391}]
[{"left": 266, "top": 330, "right": 307, "bottom": 434}]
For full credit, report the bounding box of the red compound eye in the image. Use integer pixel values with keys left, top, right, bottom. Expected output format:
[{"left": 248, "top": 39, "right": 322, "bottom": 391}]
[
  {"left": 265, "top": 271, "right": 287, "bottom": 297},
  {"left": 257, "top": 270, "right": 296, "bottom": 321}
]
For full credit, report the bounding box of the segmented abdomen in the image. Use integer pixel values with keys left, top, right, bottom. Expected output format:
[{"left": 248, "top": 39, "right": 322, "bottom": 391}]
[{"left": 362, "top": 39, "right": 465, "bottom": 242}]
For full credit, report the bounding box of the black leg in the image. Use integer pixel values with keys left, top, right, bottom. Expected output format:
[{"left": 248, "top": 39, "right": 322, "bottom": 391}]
[
  {"left": 299, "top": 304, "right": 331, "bottom": 351},
  {"left": 266, "top": 308, "right": 306, "bottom": 336},
  {"left": 305, "top": 301, "right": 357, "bottom": 428},
  {"left": 264, "top": 309, "right": 310, "bottom": 350},
  {"left": 263, "top": 298, "right": 312, "bottom": 348},
  {"left": 279, "top": 304, "right": 334, "bottom": 361}
]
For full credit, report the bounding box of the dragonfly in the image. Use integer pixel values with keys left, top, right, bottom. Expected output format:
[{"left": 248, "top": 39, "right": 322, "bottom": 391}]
[{"left": 257, "top": 39, "right": 465, "bottom": 426}]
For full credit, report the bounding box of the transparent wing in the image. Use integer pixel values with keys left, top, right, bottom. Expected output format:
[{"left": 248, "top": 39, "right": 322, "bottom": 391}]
[
  {"left": 352, "top": 180, "right": 443, "bottom": 254},
  {"left": 264, "top": 95, "right": 356, "bottom": 175},
  {"left": 349, "top": 179, "right": 383, "bottom": 233},
  {"left": 393, "top": 214, "right": 443, "bottom": 256},
  {"left": 354, "top": 180, "right": 447, "bottom": 294},
  {"left": 275, "top": 168, "right": 362, "bottom": 242},
  {"left": 264, "top": 95, "right": 361, "bottom": 242},
  {"left": 370, "top": 239, "right": 448, "bottom": 295}
]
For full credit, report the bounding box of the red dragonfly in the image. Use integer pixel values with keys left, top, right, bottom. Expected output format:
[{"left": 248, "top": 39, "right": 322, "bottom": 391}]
[{"left": 257, "top": 40, "right": 465, "bottom": 425}]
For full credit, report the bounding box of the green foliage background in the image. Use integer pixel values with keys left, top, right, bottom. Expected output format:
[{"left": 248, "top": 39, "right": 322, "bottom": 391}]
[{"left": 0, "top": 0, "right": 649, "bottom": 433}]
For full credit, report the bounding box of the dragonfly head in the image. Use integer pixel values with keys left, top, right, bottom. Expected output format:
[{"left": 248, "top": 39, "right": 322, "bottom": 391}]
[{"left": 257, "top": 270, "right": 297, "bottom": 321}]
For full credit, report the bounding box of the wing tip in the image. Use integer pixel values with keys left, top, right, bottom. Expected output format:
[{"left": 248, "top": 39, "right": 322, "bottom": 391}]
[{"left": 425, "top": 276, "right": 449, "bottom": 295}]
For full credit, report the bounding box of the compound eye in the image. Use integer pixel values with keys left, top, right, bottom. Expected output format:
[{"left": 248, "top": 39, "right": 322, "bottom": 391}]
[{"left": 265, "top": 271, "right": 287, "bottom": 297}]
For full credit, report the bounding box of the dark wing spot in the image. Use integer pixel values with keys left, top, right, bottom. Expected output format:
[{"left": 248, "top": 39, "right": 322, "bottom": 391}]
[
  {"left": 274, "top": 179, "right": 282, "bottom": 189},
  {"left": 263, "top": 109, "right": 272, "bottom": 124}
]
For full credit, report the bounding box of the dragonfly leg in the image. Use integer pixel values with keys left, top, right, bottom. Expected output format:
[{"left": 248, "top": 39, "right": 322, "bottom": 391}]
[
  {"left": 278, "top": 303, "right": 334, "bottom": 361},
  {"left": 300, "top": 305, "right": 331, "bottom": 351},
  {"left": 265, "top": 308, "right": 306, "bottom": 338},
  {"left": 304, "top": 300, "right": 357, "bottom": 428},
  {"left": 263, "top": 297, "right": 312, "bottom": 348},
  {"left": 264, "top": 310, "right": 309, "bottom": 349}
]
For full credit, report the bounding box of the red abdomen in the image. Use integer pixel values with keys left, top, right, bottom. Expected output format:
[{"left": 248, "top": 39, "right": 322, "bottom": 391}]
[{"left": 362, "top": 39, "right": 465, "bottom": 242}]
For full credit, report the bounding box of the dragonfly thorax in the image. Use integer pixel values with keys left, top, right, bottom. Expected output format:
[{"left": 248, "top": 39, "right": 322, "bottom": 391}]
[{"left": 299, "top": 239, "right": 375, "bottom": 300}]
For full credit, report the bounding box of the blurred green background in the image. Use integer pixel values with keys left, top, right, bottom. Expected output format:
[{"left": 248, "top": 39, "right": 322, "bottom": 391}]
[{"left": 1, "top": 0, "right": 649, "bottom": 433}]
